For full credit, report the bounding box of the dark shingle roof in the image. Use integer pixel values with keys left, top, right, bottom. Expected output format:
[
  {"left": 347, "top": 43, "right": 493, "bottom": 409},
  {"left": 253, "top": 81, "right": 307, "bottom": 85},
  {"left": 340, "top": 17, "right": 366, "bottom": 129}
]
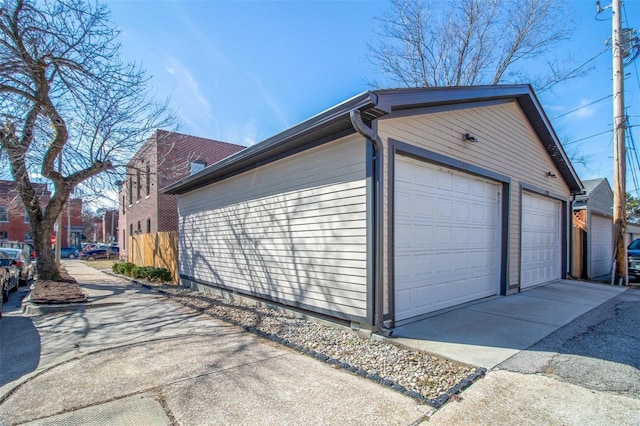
[{"left": 164, "top": 85, "right": 583, "bottom": 195}]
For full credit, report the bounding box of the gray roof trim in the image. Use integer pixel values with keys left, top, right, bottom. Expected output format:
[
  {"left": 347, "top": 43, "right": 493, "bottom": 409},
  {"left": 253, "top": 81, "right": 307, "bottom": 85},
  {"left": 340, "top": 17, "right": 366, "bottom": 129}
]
[
  {"left": 163, "top": 92, "right": 386, "bottom": 194},
  {"left": 164, "top": 85, "right": 583, "bottom": 195}
]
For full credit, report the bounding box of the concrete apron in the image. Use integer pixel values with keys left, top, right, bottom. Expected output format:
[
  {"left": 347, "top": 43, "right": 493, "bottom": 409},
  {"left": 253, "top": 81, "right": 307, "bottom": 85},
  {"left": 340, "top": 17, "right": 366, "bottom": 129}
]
[{"left": 390, "top": 280, "right": 627, "bottom": 369}]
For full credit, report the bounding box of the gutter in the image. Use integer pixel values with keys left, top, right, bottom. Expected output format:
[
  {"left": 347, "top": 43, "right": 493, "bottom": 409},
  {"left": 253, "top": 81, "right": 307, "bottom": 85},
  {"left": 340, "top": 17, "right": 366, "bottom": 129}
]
[{"left": 350, "top": 110, "right": 391, "bottom": 337}]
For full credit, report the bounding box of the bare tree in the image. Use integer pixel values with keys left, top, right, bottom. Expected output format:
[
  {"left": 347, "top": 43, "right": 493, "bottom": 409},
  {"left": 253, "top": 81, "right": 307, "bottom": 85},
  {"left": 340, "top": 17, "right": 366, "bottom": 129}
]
[
  {"left": 0, "top": 0, "right": 175, "bottom": 280},
  {"left": 368, "top": 0, "right": 580, "bottom": 92}
]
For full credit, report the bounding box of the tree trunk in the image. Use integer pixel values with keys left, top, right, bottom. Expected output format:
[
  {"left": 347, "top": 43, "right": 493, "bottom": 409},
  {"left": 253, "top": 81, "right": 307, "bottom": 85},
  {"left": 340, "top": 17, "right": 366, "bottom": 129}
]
[{"left": 31, "top": 216, "right": 60, "bottom": 281}]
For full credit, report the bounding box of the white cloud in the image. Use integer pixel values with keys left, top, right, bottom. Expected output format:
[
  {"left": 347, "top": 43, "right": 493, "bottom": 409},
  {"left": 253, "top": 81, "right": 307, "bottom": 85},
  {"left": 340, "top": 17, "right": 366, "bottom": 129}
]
[
  {"left": 163, "top": 57, "right": 214, "bottom": 135},
  {"left": 252, "top": 77, "right": 290, "bottom": 130},
  {"left": 572, "top": 98, "right": 597, "bottom": 119}
]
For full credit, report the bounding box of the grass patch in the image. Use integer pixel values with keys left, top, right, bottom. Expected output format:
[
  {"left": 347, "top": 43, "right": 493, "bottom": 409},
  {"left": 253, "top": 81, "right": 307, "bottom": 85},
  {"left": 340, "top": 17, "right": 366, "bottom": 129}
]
[{"left": 82, "top": 259, "right": 118, "bottom": 270}]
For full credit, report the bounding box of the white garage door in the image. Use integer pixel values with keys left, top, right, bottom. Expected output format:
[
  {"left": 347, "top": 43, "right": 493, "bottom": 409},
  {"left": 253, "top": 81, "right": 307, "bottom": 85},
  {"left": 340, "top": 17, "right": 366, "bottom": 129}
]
[
  {"left": 590, "top": 214, "right": 613, "bottom": 278},
  {"left": 521, "top": 192, "right": 561, "bottom": 289},
  {"left": 395, "top": 156, "right": 501, "bottom": 323}
]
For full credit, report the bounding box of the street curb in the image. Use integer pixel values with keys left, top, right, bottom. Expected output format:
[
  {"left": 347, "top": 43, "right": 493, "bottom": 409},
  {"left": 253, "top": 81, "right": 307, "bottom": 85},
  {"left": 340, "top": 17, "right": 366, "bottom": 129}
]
[{"left": 21, "top": 296, "right": 126, "bottom": 316}]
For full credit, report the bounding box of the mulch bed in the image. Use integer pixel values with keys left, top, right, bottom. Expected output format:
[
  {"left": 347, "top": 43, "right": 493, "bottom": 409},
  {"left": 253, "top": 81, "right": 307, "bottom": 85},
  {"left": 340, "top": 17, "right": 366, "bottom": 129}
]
[{"left": 30, "top": 268, "right": 87, "bottom": 304}]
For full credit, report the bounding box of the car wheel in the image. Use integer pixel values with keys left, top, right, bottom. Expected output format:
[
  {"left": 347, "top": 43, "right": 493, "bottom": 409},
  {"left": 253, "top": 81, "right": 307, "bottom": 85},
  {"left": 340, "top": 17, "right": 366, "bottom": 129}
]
[
  {"left": 87, "top": 256, "right": 96, "bottom": 261},
  {"left": 18, "top": 276, "right": 26, "bottom": 287},
  {"left": 68, "top": 253, "right": 76, "bottom": 259}
]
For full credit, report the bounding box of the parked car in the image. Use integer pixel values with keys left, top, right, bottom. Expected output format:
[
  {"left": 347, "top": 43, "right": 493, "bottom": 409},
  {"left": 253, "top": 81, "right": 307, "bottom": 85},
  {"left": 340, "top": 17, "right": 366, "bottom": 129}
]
[
  {"left": 0, "top": 250, "right": 19, "bottom": 302},
  {"left": 82, "top": 243, "right": 106, "bottom": 252},
  {"left": 628, "top": 239, "right": 640, "bottom": 281},
  {"left": 0, "top": 241, "right": 35, "bottom": 260},
  {"left": 0, "top": 247, "right": 35, "bottom": 286},
  {"left": 80, "top": 246, "right": 119, "bottom": 261},
  {"left": 59, "top": 247, "right": 80, "bottom": 259}
]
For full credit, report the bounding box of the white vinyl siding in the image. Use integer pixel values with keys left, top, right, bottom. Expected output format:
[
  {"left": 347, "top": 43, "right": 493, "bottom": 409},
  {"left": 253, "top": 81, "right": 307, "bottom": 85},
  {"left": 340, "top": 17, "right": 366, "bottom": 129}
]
[
  {"left": 521, "top": 192, "right": 561, "bottom": 288},
  {"left": 587, "top": 182, "right": 614, "bottom": 217},
  {"left": 178, "top": 134, "right": 368, "bottom": 319},
  {"left": 394, "top": 156, "right": 500, "bottom": 321},
  {"left": 589, "top": 213, "right": 613, "bottom": 278},
  {"left": 378, "top": 100, "right": 570, "bottom": 292}
]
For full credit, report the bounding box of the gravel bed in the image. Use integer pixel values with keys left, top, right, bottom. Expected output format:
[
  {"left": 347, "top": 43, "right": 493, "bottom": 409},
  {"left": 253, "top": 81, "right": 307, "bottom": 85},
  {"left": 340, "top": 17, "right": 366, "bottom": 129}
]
[{"left": 128, "top": 278, "right": 486, "bottom": 407}]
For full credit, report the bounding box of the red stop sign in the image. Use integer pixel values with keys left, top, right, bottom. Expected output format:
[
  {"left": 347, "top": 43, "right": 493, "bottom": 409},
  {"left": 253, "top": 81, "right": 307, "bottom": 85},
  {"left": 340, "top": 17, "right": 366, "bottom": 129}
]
[{"left": 50, "top": 235, "right": 56, "bottom": 245}]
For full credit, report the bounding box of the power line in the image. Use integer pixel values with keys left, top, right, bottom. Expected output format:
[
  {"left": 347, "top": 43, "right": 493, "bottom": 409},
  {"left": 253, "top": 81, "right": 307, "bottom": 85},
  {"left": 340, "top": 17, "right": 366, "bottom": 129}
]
[
  {"left": 626, "top": 125, "right": 640, "bottom": 196},
  {"left": 564, "top": 124, "right": 640, "bottom": 146},
  {"left": 537, "top": 48, "right": 609, "bottom": 93},
  {"left": 550, "top": 94, "right": 612, "bottom": 120},
  {"left": 564, "top": 129, "right": 612, "bottom": 145}
]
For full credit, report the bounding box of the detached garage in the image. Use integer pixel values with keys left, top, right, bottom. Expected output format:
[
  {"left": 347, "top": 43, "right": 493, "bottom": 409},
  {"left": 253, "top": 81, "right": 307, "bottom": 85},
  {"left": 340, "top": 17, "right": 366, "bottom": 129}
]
[
  {"left": 572, "top": 178, "right": 614, "bottom": 280},
  {"left": 165, "top": 86, "right": 583, "bottom": 330}
]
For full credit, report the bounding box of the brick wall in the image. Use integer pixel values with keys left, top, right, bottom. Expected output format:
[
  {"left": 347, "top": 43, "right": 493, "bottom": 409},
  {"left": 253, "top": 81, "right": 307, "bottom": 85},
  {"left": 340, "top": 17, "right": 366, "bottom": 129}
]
[
  {"left": 0, "top": 180, "right": 83, "bottom": 247},
  {"left": 118, "top": 130, "right": 245, "bottom": 258}
]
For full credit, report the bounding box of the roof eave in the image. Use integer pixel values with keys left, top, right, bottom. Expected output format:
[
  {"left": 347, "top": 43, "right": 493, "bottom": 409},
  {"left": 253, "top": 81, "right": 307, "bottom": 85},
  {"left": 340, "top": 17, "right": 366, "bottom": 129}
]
[{"left": 164, "top": 91, "right": 387, "bottom": 195}]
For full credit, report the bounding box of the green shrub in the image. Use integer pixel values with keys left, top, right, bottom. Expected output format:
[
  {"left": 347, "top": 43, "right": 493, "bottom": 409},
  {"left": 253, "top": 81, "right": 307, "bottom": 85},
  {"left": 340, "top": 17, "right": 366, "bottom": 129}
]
[
  {"left": 121, "top": 262, "right": 136, "bottom": 277},
  {"left": 111, "top": 262, "right": 136, "bottom": 276},
  {"left": 148, "top": 267, "right": 172, "bottom": 282},
  {"left": 131, "top": 266, "right": 154, "bottom": 280}
]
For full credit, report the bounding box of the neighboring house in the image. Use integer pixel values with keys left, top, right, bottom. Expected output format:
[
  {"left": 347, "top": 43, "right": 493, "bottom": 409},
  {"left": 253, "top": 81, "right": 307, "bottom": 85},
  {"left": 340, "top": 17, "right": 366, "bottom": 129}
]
[
  {"left": 572, "top": 178, "right": 614, "bottom": 280},
  {"left": 119, "top": 129, "right": 245, "bottom": 259},
  {"left": 627, "top": 223, "right": 640, "bottom": 246},
  {"left": 102, "top": 209, "right": 119, "bottom": 245},
  {"left": 0, "top": 180, "right": 83, "bottom": 247},
  {"left": 165, "top": 86, "right": 583, "bottom": 330}
]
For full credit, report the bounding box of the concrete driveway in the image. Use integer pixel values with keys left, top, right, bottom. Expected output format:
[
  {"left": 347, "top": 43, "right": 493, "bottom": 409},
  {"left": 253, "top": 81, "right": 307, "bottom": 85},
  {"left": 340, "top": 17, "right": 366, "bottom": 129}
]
[
  {"left": 0, "top": 262, "right": 426, "bottom": 425},
  {"left": 2, "top": 264, "right": 639, "bottom": 425},
  {"left": 393, "top": 281, "right": 640, "bottom": 425},
  {"left": 392, "top": 280, "right": 627, "bottom": 369}
]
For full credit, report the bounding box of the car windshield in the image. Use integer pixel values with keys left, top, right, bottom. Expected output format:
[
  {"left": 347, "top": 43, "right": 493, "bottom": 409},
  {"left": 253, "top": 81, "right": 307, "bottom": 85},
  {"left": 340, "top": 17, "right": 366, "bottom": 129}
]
[
  {"left": 0, "top": 249, "right": 20, "bottom": 259},
  {"left": 629, "top": 239, "right": 640, "bottom": 250}
]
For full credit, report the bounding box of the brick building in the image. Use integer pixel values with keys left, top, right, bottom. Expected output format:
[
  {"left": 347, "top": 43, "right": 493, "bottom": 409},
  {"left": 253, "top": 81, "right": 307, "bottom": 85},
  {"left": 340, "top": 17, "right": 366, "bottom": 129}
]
[
  {"left": 0, "top": 180, "right": 83, "bottom": 247},
  {"left": 119, "top": 130, "right": 245, "bottom": 258},
  {"left": 103, "top": 209, "right": 119, "bottom": 244}
]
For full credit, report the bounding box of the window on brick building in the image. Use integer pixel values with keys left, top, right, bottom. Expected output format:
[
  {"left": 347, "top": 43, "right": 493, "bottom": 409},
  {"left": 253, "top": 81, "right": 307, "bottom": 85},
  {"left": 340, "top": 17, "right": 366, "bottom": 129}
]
[
  {"left": 129, "top": 223, "right": 133, "bottom": 236},
  {"left": 25, "top": 232, "right": 32, "bottom": 241},
  {"left": 127, "top": 178, "right": 132, "bottom": 205},
  {"left": 0, "top": 231, "right": 7, "bottom": 239},
  {"left": 24, "top": 209, "right": 29, "bottom": 223},
  {"left": 146, "top": 218, "right": 151, "bottom": 233},
  {"left": 0, "top": 206, "right": 8, "bottom": 222},
  {"left": 122, "top": 195, "right": 125, "bottom": 214},
  {"left": 136, "top": 169, "right": 141, "bottom": 200},
  {"left": 145, "top": 161, "right": 151, "bottom": 196},
  {"left": 190, "top": 161, "right": 206, "bottom": 175},
  {"left": 137, "top": 221, "right": 141, "bottom": 233}
]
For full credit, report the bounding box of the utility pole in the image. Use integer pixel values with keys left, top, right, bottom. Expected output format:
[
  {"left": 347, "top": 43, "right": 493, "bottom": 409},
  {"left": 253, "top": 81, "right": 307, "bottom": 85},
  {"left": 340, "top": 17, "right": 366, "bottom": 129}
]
[{"left": 612, "top": 0, "right": 627, "bottom": 285}]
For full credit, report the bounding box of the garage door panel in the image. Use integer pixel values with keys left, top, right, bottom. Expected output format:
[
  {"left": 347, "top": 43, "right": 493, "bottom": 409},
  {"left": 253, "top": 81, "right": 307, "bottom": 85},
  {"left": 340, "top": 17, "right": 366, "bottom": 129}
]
[
  {"left": 395, "top": 156, "right": 501, "bottom": 322},
  {"left": 521, "top": 192, "right": 561, "bottom": 289},
  {"left": 590, "top": 214, "right": 613, "bottom": 278}
]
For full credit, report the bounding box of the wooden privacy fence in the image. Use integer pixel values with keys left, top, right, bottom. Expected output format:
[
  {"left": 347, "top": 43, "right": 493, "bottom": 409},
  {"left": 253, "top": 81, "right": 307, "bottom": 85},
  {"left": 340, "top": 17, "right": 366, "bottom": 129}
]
[{"left": 128, "top": 231, "right": 179, "bottom": 283}]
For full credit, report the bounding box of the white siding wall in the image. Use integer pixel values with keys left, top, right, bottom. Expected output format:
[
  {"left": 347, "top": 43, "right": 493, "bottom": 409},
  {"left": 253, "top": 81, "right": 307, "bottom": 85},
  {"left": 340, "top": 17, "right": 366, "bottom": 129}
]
[
  {"left": 588, "top": 183, "right": 614, "bottom": 217},
  {"left": 177, "top": 134, "right": 369, "bottom": 320},
  {"left": 378, "top": 100, "right": 571, "bottom": 294}
]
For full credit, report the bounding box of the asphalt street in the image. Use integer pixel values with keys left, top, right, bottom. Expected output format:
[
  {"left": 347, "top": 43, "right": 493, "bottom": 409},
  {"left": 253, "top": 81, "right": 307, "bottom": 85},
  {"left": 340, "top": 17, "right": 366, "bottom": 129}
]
[{"left": 499, "top": 287, "right": 640, "bottom": 397}]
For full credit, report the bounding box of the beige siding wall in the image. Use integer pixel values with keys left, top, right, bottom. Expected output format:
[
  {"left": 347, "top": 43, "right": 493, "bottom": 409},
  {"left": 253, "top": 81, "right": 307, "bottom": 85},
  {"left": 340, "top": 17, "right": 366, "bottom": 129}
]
[
  {"left": 378, "top": 100, "right": 571, "bottom": 292},
  {"left": 177, "top": 134, "right": 368, "bottom": 320}
]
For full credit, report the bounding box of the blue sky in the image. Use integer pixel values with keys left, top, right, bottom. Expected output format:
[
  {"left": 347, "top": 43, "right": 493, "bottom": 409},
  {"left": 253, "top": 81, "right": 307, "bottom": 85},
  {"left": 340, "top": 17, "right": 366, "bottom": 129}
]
[{"left": 107, "top": 0, "right": 640, "bottom": 194}]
